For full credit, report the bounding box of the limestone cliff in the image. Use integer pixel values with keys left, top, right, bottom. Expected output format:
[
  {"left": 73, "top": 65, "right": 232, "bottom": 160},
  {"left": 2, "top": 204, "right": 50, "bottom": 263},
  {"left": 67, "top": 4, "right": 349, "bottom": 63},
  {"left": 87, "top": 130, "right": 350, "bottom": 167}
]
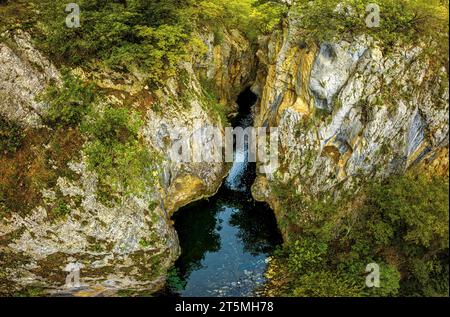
[
  {"left": 0, "top": 29, "right": 255, "bottom": 295},
  {"left": 251, "top": 17, "right": 449, "bottom": 240}
]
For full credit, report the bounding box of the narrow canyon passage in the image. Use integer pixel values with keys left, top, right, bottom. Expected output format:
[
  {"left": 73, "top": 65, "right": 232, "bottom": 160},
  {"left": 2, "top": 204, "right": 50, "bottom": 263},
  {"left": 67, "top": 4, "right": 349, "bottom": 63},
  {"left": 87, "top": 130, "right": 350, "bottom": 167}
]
[{"left": 168, "top": 88, "right": 282, "bottom": 297}]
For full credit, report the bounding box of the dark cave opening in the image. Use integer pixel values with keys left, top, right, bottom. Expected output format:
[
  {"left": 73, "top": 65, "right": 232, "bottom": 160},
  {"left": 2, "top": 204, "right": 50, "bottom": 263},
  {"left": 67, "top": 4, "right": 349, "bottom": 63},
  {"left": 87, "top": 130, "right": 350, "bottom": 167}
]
[{"left": 162, "top": 86, "right": 282, "bottom": 297}]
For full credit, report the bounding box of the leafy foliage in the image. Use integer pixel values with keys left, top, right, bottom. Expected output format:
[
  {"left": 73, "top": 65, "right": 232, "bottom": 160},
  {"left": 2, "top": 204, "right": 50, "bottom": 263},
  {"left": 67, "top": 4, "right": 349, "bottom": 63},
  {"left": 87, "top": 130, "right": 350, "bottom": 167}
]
[
  {"left": 363, "top": 174, "right": 449, "bottom": 250},
  {"left": 166, "top": 267, "right": 187, "bottom": 292},
  {"left": 291, "top": 270, "right": 363, "bottom": 297},
  {"left": 0, "top": 115, "right": 24, "bottom": 155},
  {"left": 200, "top": 79, "right": 230, "bottom": 125},
  {"left": 39, "top": 68, "right": 161, "bottom": 198},
  {"left": 270, "top": 172, "right": 449, "bottom": 297},
  {"left": 291, "top": 0, "right": 448, "bottom": 43},
  {"left": 82, "top": 105, "right": 161, "bottom": 196},
  {"left": 39, "top": 69, "right": 96, "bottom": 127},
  {"left": 195, "top": 0, "right": 287, "bottom": 41},
  {"left": 290, "top": 0, "right": 449, "bottom": 68},
  {"left": 34, "top": 0, "right": 286, "bottom": 85},
  {"left": 35, "top": 0, "right": 197, "bottom": 85},
  {"left": 287, "top": 238, "right": 328, "bottom": 273}
]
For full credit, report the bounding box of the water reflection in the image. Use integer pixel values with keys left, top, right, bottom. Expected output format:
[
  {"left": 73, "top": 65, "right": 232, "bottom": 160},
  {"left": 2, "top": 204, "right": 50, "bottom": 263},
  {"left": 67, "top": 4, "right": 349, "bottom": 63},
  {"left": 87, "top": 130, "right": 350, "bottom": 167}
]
[
  {"left": 170, "top": 88, "right": 282, "bottom": 297},
  {"left": 172, "top": 188, "right": 281, "bottom": 296}
]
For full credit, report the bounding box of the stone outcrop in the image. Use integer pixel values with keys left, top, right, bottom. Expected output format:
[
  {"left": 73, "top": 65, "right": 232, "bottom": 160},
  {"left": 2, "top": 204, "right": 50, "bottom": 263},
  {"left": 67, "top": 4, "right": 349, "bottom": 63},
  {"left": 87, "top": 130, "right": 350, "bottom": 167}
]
[
  {"left": 252, "top": 16, "right": 449, "bottom": 239},
  {"left": 0, "top": 29, "right": 255, "bottom": 295},
  {"left": 0, "top": 30, "right": 59, "bottom": 127}
]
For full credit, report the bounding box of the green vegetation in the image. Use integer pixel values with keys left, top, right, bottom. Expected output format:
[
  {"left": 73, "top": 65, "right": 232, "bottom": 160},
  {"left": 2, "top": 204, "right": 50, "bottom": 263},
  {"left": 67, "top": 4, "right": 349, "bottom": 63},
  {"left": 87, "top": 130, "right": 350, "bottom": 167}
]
[
  {"left": 0, "top": 124, "right": 84, "bottom": 218},
  {"left": 290, "top": 0, "right": 449, "bottom": 68},
  {"left": 32, "top": 0, "right": 285, "bottom": 87},
  {"left": 166, "top": 267, "right": 187, "bottom": 292},
  {"left": 0, "top": 115, "right": 24, "bottom": 155},
  {"left": 54, "top": 201, "right": 70, "bottom": 216},
  {"left": 1, "top": 0, "right": 448, "bottom": 298},
  {"left": 200, "top": 79, "right": 230, "bottom": 125},
  {"left": 270, "top": 173, "right": 449, "bottom": 297},
  {"left": 0, "top": 0, "right": 37, "bottom": 33},
  {"left": 82, "top": 105, "right": 161, "bottom": 197},
  {"left": 36, "top": 0, "right": 192, "bottom": 84},
  {"left": 195, "top": 0, "right": 287, "bottom": 41},
  {"left": 38, "top": 69, "right": 96, "bottom": 127},
  {"left": 291, "top": 0, "right": 448, "bottom": 44},
  {"left": 13, "top": 285, "right": 47, "bottom": 297},
  {"left": 38, "top": 68, "right": 162, "bottom": 199}
]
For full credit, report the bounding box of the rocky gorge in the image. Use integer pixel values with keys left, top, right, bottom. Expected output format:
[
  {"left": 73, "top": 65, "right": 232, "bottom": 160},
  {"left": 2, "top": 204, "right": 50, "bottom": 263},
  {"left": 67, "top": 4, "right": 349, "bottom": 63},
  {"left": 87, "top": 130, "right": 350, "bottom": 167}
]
[
  {"left": 0, "top": 0, "right": 448, "bottom": 297},
  {"left": 0, "top": 27, "right": 256, "bottom": 295}
]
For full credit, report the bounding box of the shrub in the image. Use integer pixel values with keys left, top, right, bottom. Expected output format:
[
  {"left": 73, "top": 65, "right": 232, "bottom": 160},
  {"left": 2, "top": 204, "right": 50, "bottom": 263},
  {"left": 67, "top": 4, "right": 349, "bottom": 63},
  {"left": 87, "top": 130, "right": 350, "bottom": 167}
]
[
  {"left": 81, "top": 105, "right": 141, "bottom": 145},
  {"left": 33, "top": 0, "right": 287, "bottom": 85},
  {"left": 291, "top": 270, "right": 363, "bottom": 297},
  {"left": 196, "top": 0, "right": 287, "bottom": 42},
  {"left": 287, "top": 238, "right": 328, "bottom": 273},
  {"left": 269, "top": 172, "right": 449, "bottom": 297},
  {"left": 39, "top": 69, "right": 95, "bottom": 127},
  {"left": 82, "top": 105, "right": 161, "bottom": 196},
  {"left": 365, "top": 174, "right": 449, "bottom": 250},
  {"left": 0, "top": 116, "right": 24, "bottom": 155},
  {"left": 360, "top": 173, "right": 449, "bottom": 296},
  {"left": 54, "top": 200, "right": 70, "bottom": 217},
  {"left": 35, "top": 0, "right": 200, "bottom": 86},
  {"left": 200, "top": 79, "right": 230, "bottom": 125},
  {"left": 166, "top": 267, "right": 187, "bottom": 292}
]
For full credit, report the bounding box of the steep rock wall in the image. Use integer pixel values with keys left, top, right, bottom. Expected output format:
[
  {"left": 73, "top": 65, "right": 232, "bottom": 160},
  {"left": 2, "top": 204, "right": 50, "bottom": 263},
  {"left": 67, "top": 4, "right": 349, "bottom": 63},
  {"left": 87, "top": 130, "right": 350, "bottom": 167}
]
[
  {"left": 0, "top": 29, "right": 255, "bottom": 295},
  {"left": 252, "top": 19, "right": 449, "bottom": 239}
]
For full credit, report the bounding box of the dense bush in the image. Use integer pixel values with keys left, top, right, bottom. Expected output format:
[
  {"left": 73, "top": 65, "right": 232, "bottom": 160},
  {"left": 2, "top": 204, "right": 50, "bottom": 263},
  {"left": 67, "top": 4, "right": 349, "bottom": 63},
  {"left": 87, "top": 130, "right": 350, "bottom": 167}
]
[
  {"left": 39, "top": 69, "right": 96, "bottom": 127},
  {"left": 195, "top": 0, "right": 286, "bottom": 41},
  {"left": 35, "top": 0, "right": 197, "bottom": 85},
  {"left": 34, "top": 0, "right": 286, "bottom": 86},
  {"left": 291, "top": 270, "right": 363, "bottom": 297},
  {"left": 286, "top": 238, "right": 328, "bottom": 273},
  {"left": 0, "top": 116, "right": 24, "bottom": 155},
  {"left": 270, "top": 172, "right": 449, "bottom": 297},
  {"left": 82, "top": 105, "right": 161, "bottom": 196},
  {"left": 359, "top": 174, "right": 449, "bottom": 296}
]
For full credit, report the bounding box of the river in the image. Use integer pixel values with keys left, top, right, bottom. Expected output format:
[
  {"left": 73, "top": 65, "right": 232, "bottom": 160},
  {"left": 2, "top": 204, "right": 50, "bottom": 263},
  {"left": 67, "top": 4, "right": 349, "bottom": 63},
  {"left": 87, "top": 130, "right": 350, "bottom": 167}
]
[{"left": 168, "top": 88, "right": 282, "bottom": 297}]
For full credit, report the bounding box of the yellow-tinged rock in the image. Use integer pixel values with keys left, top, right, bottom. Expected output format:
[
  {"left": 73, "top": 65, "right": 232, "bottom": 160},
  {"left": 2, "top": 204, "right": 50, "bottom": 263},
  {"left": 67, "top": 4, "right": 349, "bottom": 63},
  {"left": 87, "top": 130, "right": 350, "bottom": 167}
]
[
  {"left": 74, "top": 285, "right": 107, "bottom": 297},
  {"left": 164, "top": 175, "right": 207, "bottom": 215}
]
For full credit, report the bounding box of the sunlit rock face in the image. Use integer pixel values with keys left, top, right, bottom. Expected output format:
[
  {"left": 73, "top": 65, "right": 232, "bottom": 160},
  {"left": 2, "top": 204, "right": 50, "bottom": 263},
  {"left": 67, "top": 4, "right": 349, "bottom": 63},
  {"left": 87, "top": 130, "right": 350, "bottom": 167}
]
[
  {"left": 252, "top": 17, "right": 449, "bottom": 238},
  {"left": 0, "top": 29, "right": 255, "bottom": 295},
  {"left": 0, "top": 31, "right": 59, "bottom": 127},
  {"left": 144, "top": 28, "right": 257, "bottom": 216}
]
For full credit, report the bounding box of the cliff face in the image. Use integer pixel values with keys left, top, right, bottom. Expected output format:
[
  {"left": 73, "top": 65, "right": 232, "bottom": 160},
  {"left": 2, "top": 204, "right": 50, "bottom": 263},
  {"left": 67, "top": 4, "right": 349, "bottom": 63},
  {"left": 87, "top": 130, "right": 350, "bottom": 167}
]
[
  {"left": 0, "top": 29, "right": 255, "bottom": 295},
  {"left": 1, "top": 8, "right": 448, "bottom": 296},
  {"left": 0, "top": 31, "right": 60, "bottom": 127},
  {"left": 252, "top": 18, "right": 449, "bottom": 239}
]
